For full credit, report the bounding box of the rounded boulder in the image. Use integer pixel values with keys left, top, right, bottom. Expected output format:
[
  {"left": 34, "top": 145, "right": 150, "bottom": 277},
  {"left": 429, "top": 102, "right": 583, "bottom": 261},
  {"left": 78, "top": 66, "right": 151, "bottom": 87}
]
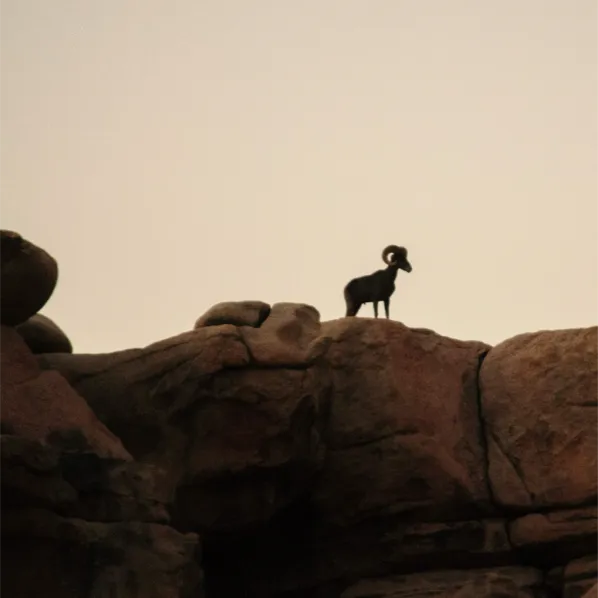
[
  {"left": 195, "top": 300, "right": 271, "bottom": 329},
  {"left": 16, "top": 314, "right": 73, "bottom": 354},
  {"left": 1, "top": 230, "right": 59, "bottom": 326}
]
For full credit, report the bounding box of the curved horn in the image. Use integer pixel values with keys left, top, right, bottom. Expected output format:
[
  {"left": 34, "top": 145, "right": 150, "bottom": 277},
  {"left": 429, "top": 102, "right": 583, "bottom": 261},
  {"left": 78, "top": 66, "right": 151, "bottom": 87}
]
[{"left": 382, "top": 245, "right": 406, "bottom": 265}]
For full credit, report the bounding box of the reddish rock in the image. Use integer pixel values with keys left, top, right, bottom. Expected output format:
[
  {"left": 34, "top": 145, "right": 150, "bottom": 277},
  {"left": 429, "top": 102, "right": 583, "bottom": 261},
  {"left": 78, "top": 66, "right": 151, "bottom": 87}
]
[
  {"left": 311, "top": 318, "right": 491, "bottom": 524},
  {"left": 61, "top": 457, "right": 173, "bottom": 524},
  {"left": 340, "top": 566, "right": 545, "bottom": 597},
  {"left": 35, "top": 314, "right": 487, "bottom": 595},
  {"left": 0, "top": 230, "right": 58, "bottom": 326},
  {"left": 27, "top": 311, "right": 598, "bottom": 596},
  {"left": 40, "top": 310, "right": 329, "bottom": 532},
  {"left": 238, "top": 516, "right": 514, "bottom": 596},
  {"left": 16, "top": 313, "right": 73, "bottom": 354},
  {"left": 195, "top": 300, "right": 271, "bottom": 328},
  {"left": 509, "top": 506, "right": 597, "bottom": 548},
  {"left": 480, "top": 327, "right": 597, "bottom": 508},
  {"left": 240, "top": 302, "right": 327, "bottom": 365},
  {"left": 39, "top": 326, "right": 254, "bottom": 504},
  {"left": 1, "top": 435, "right": 78, "bottom": 511},
  {"left": 563, "top": 556, "right": 597, "bottom": 598},
  {"left": 1, "top": 326, "right": 130, "bottom": 461},
  {"left": 1, "top": 508, "right": 202, "bottom": 598}
]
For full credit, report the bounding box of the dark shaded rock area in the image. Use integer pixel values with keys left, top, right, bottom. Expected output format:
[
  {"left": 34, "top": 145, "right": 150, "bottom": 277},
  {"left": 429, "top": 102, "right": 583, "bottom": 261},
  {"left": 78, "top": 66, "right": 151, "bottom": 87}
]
[
  {"left": 16, "top": 313, "right": 73, "bottom": 354},
  {"left": 195, "top": 300, "right": 271, "bottom": 329},
  {"left": 1, "top": 230, "right": 58, "bottom": 326},
  {"left": 1, "top": 230, "right": 596, "bottom": 597}
]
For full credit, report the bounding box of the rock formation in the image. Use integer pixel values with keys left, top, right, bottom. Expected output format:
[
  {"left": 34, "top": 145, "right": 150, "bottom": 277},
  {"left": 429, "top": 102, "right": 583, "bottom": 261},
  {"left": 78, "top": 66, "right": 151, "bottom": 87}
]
[
  {"left": 1, "top": 230, "right": 596, "bottom": 597},
  {"left": 1, "top": 230, "right": 58, "bottom": 326},
  {"left": 16, "top": 313, "right": 73, "bottom": 354}
]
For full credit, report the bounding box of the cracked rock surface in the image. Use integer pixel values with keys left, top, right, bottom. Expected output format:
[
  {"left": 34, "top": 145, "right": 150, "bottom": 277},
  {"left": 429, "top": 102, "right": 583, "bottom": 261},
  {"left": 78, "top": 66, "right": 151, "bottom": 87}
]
[
  {"left": 311, "top": 318, "right": 492, "bottom": 525},
  {"left": 480, "top": 327, "right": 597, "bottom": 509},
  {"left": 31, "top": 308, "right": 597, "bottom": 597},
  {"left": 38, "top": 312, "right": 329, "bottom": 533},
  {"left": 1, "top": 237, "right": 596, "bottom": 598}
]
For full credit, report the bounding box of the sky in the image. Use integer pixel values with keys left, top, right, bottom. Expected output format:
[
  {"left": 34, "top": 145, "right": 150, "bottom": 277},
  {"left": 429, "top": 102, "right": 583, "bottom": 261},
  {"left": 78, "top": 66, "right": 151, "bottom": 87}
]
[{"left": 1, "top": 0, "right": 597, "bottom": 353}]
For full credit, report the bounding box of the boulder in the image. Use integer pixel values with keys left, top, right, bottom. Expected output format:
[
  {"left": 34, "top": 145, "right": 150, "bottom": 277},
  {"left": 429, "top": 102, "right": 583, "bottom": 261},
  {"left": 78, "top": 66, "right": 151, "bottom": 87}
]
[
  {"left": 28, "top": 316, "right": 597, "bottom": 596},
  {"left": 39, "top": 306, "right": 330, "bottom": 532},
  {"left": 194, "top": 300, "right": 270, "bottom": 328},
  {"left": 40, "top": 316, "right": 495, "bottom": 595},
  {"left": 239, "top": 302, "right": 326, "bottom": 365},
  {"left": 16, "top": 313, "right": 73, "bottom": 354},
  {"left": 548, "top": 555, "right": 598, "bottom": 598},
  {"left": 1, "top": 230, "right": 58, "bottom": 326},
  {"left": 1, "top": 432, "right": 170, "bottom": 523},
  {"left": 480, "top": 327, "right": 597, "bottom": 508},
  {"left": 1, "top": 508, "right": 202, "bottom": 598},
  {"left": 1, "top": 319, "right": 204, "bottom": 597},
  {"left": 311, "top": 318, "right": 491, "bottom": 524},
  {"left": 1, "top": 326, "right": 130, "bottom": 461},
  {"left": 1, "top": 435, "right": 78, "bottom": 511},
  {"left": 509, "top": 506, "right": 597, "bottom": 549}
]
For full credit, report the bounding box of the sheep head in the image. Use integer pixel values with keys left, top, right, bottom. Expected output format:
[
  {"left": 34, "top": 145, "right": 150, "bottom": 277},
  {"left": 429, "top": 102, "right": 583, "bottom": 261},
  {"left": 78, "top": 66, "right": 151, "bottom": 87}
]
[{"left": 382, "top": 245, "right": 412, "bottom": 272}]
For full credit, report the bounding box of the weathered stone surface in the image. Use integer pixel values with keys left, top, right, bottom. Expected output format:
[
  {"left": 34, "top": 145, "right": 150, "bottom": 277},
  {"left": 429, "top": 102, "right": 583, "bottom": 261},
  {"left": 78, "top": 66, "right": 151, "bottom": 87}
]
[
  {"left": 509, "top": 507, "right": 597, "bottom": 548},
  {"left": 40, "top": 327, "right": 253, "bottom": 503},
  {"left": 240, "top": 302, "right": 326, "bottom": 365},
  {"left": 1, "top": 425, "right": 170, "bottom": 525},
  {"left": 563, "top": 556, "right": 597, "bottom": 598},
  {"left": 39, "top": 312, "right": 329, "bottom": 532},
  {"left": 311, "top": 318, "right": 491, "bottom": 524},
  {"left": 1, "top": 435, "right": 78, "bottom": 511},
  {"left": 480, "top": 327, "right": 597, "bottom": 508},
  {"left": 0, "top": 230, "right": 59, "bottom": 326},
  {"left": 340, "top": 566, "right": 544, "bottom": 597},
  {"left": 60, "top": 456, "right": 172, "bottom": 524},
  {"left": 582, "top": 582, "right": 598, "bottom": 598},
  {"left": 16, "top": 313, "right": 73, "bottom": 353},
  {"left": 195, "top": 300, "right": 271, "bottom": 328},
  {"left": 1, "top": 508, "right": 202, "bottom": 598},
  {"left": 549, "top": 555, "right": 598, "bottom": 598},
  {"left": 1, "top": 326, "right": 130, "bottom": 461},
  {"left": 19, "top": 311, "right": 597, "bottom": 596}
]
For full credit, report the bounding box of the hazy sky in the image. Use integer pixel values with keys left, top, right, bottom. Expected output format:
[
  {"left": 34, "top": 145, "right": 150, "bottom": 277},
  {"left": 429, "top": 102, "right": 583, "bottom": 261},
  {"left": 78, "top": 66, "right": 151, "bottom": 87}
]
[{"left": 2, "top": 1, "right": 597, "bottom": 352}]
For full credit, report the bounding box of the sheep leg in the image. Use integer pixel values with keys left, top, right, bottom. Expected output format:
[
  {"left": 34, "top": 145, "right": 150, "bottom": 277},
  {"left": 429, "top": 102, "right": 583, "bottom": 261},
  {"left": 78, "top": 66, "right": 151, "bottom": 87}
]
[
  {"left": 373, "top": 302, "right": 379, "bottom": 318},
  {"left": 384, "top": 299, "right": 390, "bottom": 319}
]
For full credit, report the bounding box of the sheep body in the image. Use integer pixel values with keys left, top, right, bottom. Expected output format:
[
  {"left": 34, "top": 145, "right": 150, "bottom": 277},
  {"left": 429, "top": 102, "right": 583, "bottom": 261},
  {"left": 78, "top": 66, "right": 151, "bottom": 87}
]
[{"left": 344, "top": 245, "right": 412, "bottom": 318}]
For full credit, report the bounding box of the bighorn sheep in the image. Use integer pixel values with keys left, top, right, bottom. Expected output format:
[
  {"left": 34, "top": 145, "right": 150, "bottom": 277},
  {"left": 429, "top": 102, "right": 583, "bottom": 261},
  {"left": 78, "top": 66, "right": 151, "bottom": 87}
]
[{"left": 344, "top": 245, "right": 412, "bottom": 318}]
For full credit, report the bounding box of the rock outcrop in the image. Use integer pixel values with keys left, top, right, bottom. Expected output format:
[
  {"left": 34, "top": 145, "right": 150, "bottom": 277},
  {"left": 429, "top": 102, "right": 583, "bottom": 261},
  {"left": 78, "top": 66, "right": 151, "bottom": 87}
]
[
  {"left": 1, "top": 230, "right": 58, "bottom": 326},
  {"left": 16, "top": 313, "right": 73, "bottom": 354},
  {"left": 38, "top": 321, "right": 328, "bottom": 533},
  {"left": 0, "top": 232, "right": 202, "bottom": 598},
  {"left": 1, "top": 325, "right": 203, "bottom": 598},
  {"left": 195, "top": 300, "right": 271, "bottom": 329},
  {"left": 311, "top": 320, "right": 491, "bottom": 526},
  {"left": 480, "top": 328, "right": 597, "bottom": 509},
  {"left": 1, "top": 230, "right": 596, "bottom": 598}
]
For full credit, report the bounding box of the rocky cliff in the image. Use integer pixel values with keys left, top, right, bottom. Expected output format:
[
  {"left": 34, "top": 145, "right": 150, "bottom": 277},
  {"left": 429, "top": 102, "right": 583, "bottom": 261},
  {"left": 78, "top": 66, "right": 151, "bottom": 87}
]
[{"left": 1, "top": 230, "right": 596, "bottom": 598}]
